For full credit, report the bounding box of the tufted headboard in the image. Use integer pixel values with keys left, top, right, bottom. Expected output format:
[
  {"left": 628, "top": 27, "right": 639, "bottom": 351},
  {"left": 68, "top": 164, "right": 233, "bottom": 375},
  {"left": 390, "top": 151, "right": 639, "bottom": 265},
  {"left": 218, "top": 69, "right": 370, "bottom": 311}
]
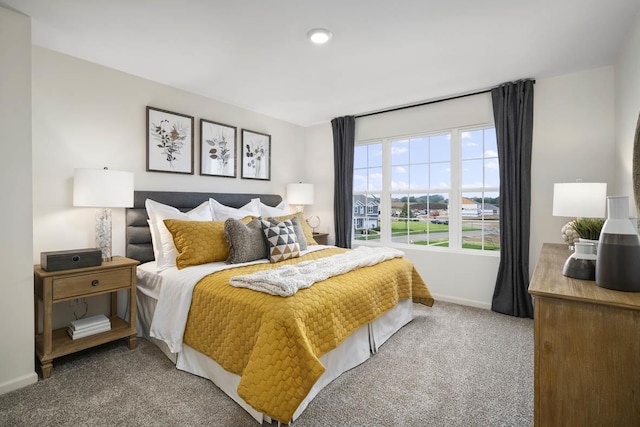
[{"left": 125, "top": 190, "right": 282, "bottom": 264}]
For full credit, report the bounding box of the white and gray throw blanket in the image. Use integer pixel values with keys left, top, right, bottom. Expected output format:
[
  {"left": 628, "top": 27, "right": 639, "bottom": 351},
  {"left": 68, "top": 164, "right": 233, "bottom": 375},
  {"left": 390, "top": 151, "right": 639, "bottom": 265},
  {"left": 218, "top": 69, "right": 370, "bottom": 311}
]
[{"left": 229, "top": 246, "right": 404, "bottom": 296}]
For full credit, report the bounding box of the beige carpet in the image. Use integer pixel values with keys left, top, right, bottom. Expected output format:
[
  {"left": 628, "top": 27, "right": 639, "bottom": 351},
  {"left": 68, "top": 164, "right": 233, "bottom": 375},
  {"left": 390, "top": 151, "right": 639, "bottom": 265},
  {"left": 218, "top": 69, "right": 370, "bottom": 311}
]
[{"left": 0, "top": 301, "right": 533, "bottom": 426}]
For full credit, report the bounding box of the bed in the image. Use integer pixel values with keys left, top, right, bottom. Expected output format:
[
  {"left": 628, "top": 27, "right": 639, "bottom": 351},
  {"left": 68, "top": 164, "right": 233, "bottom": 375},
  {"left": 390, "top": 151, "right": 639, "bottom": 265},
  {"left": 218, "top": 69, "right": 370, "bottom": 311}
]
[{"left": 126, "top": 190, "right": 434, "bottom": 425}]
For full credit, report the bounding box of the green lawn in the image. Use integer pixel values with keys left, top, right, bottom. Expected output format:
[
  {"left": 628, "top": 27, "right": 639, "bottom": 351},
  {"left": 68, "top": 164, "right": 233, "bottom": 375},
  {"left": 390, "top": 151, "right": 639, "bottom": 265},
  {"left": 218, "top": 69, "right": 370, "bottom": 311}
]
[
  {"left": 413, "top": 239, "right": 500, "bottom": 251},
  {"left": 355, "top": 220, "right": 500, "bottom": 250},
  {"left": 390, "top": 220, "right": 478, "bottom": 237},
  {"left": 391, "top": 220, "right": 449, "bottom": 233},
  {"left": 356, "top": 220, "right": 454, "bottom": 240}
]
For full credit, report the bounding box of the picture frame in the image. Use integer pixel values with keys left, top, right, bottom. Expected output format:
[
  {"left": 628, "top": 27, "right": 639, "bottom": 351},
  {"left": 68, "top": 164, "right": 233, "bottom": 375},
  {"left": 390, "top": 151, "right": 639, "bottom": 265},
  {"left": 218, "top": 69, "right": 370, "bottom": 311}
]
[
  {"left": 146, "top": 106, "right": 194, "bottom": 174},
  {"left": 241, "top": 129, "right": 271, "bottom": 180},
  {"left": 200, "top": 119, "right": 237, "bottom": 178}
]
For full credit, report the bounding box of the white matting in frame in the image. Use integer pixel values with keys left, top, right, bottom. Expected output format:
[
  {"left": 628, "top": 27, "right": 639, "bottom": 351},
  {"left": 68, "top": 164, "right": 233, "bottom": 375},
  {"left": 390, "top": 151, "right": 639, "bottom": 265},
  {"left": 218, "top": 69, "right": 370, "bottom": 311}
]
[
  {"left": 146, "top": 106, "right": 194, "bottom": 174},
  {"left": 201, "top": 119, "right": 237, "bottom": 178},
  {"left": 241, "top": 129, "right": 271, "bottom": 181}
]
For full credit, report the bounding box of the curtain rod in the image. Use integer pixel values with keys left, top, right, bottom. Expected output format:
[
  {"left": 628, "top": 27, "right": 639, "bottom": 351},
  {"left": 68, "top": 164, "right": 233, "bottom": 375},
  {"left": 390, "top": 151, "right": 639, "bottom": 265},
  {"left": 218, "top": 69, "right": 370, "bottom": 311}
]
[
  {"left": 354, "top": 80, "right": 535, "bottom": 119},
  {"left": 355, "top": 89, "right": 491, "bottom": 119}
]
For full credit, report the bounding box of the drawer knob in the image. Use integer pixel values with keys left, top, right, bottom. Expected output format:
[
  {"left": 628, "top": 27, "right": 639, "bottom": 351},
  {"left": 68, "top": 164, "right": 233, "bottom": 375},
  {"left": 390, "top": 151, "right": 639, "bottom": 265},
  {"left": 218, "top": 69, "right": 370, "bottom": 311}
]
[{"left": 91, "top": 279, "right": 100, "bottom": 287}]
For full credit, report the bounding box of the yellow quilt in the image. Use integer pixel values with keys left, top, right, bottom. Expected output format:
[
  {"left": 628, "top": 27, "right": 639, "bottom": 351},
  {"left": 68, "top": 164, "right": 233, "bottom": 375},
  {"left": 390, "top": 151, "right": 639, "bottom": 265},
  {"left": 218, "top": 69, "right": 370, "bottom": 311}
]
[{"left": 182, "top": 247, "right": 434, "bottom": 423}]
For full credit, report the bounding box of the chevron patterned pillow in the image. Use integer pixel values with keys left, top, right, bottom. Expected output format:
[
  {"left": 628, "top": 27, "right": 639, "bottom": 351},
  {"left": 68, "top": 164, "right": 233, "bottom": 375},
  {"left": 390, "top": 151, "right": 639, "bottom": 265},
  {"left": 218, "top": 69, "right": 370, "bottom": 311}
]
[{"left": 260, "top": 218, "right": 301, "bottom": 263}]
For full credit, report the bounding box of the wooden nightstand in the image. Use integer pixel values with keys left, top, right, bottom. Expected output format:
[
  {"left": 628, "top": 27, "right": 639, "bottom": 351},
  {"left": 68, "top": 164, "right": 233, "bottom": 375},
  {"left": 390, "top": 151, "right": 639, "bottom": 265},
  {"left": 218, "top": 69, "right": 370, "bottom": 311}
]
[
  {"left": 34, "top": 256, "right": 139, "bottom": 378},
  {"left": 312, "top": 232, "right": 329, "bottom": 245}
]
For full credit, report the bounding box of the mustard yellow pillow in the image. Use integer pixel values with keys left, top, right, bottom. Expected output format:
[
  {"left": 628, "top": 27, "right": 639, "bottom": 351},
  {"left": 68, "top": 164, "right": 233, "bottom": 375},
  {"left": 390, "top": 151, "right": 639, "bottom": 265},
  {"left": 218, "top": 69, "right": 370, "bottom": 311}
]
[
  {"left": 163, "top": 219, "right": 228, "bottom": 269},
  {"left": 272, "top": 212, "right": 318, "bottom": 245}
]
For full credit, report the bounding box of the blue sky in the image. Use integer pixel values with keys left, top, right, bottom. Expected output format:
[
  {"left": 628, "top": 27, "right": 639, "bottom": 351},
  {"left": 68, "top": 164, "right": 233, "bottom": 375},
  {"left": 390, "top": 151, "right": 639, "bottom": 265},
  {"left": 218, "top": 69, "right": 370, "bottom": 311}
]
[{"left": 354, "top": 128, "right": 499, "bottom": 196}]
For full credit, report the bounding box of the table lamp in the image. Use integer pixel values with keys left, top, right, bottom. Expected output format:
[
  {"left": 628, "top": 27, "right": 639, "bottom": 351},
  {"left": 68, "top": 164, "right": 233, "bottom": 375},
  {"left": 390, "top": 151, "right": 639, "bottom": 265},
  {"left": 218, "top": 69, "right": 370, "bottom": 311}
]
[
  {"left": 552, "top": 182, "right": 607, "bottom": 219},
  {"left": 73, "top": 167, "right": 134, "bottom": 261},
  {"left": 286, "top": 182, "right": 314, "bottom": 213},
  {"left": 552, "top": 182, "right": 606, "bottom": 279}
]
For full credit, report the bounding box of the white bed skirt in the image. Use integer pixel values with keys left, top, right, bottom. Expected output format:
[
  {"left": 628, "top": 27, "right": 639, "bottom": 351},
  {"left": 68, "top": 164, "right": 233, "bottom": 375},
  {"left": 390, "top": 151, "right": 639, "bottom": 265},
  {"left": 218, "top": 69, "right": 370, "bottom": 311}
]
[{"left": 137, "top": 285, "right": 413, "bottom": 424}]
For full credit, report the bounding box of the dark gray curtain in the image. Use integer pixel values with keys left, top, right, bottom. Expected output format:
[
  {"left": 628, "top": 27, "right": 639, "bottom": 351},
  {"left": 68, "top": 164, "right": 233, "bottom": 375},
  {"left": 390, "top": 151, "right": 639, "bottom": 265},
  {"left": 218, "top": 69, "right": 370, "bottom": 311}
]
[
  {"left": 491, "top": 80, "right": 535, "bottom": 318},
  {"left": 332, "top": 116, "right": 355, "bottom": 248}
]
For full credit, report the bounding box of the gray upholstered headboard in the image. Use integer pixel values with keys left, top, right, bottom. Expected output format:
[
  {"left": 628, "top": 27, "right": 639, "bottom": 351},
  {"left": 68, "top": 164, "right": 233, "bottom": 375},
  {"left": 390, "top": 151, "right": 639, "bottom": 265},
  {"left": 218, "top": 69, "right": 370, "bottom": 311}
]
[{"left": 126, "top": 190, "right": 282, "bottom": 263}]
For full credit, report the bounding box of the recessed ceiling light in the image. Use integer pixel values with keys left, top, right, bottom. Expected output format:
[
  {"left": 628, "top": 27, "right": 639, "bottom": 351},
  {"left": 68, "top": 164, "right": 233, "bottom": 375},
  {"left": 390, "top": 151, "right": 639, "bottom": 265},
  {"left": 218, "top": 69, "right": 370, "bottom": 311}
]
[{"left": 307, "top": 28, "right": 332, "bottom": 45}]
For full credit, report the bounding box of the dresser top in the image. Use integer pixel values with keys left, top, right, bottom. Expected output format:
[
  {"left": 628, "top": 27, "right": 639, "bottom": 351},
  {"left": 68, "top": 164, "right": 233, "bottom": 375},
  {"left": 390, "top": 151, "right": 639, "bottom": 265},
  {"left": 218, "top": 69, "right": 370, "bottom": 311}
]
[{"left": 529, "top": 243, "right": 640, "bottom": 310}]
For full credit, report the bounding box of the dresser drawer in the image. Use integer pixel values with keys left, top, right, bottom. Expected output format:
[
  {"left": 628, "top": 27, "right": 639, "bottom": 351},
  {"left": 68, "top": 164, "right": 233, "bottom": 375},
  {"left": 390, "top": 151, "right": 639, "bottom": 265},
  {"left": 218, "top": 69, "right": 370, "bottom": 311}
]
[{"left": 52, "top": 268, "right": 131, "bottom": 300}]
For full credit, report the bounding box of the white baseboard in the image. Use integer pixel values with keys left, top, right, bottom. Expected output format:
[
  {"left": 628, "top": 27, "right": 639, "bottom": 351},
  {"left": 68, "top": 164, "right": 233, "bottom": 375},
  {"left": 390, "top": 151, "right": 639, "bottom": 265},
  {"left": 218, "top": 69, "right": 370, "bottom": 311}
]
[
  {"left": 0, "top": 372, "right": 38, "bottom": 395},
  {"left": 430, "top": 293, "right": 492, "bottom": 310}
]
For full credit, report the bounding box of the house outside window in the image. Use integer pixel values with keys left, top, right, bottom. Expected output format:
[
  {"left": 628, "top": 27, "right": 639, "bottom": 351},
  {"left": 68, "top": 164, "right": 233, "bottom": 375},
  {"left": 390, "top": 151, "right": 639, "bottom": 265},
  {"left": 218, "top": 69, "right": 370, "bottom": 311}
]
[
  {"left": 353, "top": 142, "right": 382, "bottom": 241},
  {"left": 353, "top": 125, "right": 499, "bottom": 252}
]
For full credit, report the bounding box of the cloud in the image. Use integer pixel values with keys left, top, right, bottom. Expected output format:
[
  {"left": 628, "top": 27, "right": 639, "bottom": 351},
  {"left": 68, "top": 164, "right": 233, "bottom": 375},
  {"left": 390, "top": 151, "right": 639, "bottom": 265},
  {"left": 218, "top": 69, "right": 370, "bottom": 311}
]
[
  {"left": 353, "top": 174, "right": 367, "bottom": 191},
  {"left": 433, "top": 182, "right": 450, "bottom": 189},
  {"left": 485, "top": 159, "right": 499, "bottom": 169},
  {"left": 462, "top": 181, "right": 485, "bottom": 188},
  {"left": 484, "top": 149, "right": 498, "bottom": 157},
  {"left": 394, "top": 166, "right": 407, "bottom": 173},
  {"left": 391, "top": 146, "right": 409, "bottom": 155},
  {"left": 368, "top": 173, "right": 383, "bottom": 191},
  {"left": 391, "top": 181, "right": 409, "bottom": 190}
]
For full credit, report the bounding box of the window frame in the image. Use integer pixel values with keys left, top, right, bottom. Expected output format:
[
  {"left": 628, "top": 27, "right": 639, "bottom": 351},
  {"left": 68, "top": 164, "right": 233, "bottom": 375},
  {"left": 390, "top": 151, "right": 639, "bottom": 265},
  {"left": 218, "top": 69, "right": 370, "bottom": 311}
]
[{"left": 353, "top": 123, "right": 499, "bottom": 256}]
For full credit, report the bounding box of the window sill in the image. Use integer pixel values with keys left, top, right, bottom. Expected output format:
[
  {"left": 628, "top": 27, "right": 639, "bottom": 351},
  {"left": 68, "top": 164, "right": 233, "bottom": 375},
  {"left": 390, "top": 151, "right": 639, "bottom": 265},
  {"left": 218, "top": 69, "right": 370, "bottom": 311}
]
[{"left": 352, "top": 240, "right": 501, "bottom": 257}]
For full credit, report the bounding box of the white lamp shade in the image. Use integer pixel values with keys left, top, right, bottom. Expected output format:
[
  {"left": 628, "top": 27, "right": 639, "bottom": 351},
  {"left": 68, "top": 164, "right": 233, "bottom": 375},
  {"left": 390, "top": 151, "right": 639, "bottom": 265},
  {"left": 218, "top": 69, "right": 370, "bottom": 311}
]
[
  {"left": 287, "top": 183, "right": 314, "bottom": 205},
  {"left": 73, "top": 168, "right": 134, "bottom": 208},
  {"left": 552, "top": 182, "right": 607, "bottom": 218}
]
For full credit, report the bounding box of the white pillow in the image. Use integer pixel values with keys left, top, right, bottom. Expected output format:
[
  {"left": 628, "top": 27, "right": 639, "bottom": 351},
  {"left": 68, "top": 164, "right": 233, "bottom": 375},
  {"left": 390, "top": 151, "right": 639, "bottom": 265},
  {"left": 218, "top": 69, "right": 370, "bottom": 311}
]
[
  {"left": 147, "top": 219, "right": 159, "bottom": 261},
  {"left": 145, "top": 199, "right": 212, "bottom": 271},
  {"left": 253, "top": 198, "right": 291, "bottom": 217},
  {"left": 209, "top": 198, "right": 260, "bottom": 221}
]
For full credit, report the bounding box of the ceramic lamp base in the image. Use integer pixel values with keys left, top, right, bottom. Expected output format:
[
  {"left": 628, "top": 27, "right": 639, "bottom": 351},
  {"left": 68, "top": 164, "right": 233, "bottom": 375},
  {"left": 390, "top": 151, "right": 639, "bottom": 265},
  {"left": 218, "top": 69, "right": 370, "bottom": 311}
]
[
  {"left": 562, "top": 242, "right": 597, "bottom": 281},
  {"left": 562, "top": 257, "right": 596, "bottom": 280}
]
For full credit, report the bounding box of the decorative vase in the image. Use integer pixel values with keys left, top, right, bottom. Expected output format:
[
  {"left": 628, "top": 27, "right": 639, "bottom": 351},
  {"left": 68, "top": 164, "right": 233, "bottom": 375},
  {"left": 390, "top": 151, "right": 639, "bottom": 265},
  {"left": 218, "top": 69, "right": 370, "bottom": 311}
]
[
  {"left": 562, "top": 242, "right": 596, "bottom": 280},
  {"left": 595, "top": 196, "right": 640, "bottom": 292}
]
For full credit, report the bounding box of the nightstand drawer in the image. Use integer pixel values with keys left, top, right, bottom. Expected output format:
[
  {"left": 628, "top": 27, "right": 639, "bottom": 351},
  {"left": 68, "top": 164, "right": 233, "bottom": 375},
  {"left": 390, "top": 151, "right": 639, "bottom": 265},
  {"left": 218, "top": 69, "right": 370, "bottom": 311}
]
[{"left": 52, "top": 268, "right": 131, "bottom": 300}]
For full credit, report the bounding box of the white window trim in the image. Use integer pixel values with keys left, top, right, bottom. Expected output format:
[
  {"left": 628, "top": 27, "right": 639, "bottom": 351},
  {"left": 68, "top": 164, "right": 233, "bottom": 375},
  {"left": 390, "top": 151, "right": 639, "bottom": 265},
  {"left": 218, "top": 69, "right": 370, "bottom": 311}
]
[{"left": 353, "top": 124, "right": 499, "bottom": 256}]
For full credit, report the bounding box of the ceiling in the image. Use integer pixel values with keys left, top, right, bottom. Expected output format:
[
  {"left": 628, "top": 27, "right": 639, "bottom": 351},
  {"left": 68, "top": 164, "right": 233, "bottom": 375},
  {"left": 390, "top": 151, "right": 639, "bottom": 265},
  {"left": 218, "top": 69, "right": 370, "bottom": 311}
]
[{"left": 2, "top": 0, "right": 639, "bottom": 126}]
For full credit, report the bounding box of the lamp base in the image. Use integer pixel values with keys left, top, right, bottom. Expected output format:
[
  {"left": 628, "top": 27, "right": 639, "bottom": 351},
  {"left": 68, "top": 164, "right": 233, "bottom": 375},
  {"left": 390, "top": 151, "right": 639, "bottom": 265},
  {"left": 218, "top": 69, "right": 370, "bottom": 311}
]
[
  {"left": 95, "top": 208, "right": 112, "bottom": 262},
  {"left": 562, "top": 256, "right": 596, "bottom": 280},
  {"left": 562, "top": 241, "right": 597, "bottom": 281}
]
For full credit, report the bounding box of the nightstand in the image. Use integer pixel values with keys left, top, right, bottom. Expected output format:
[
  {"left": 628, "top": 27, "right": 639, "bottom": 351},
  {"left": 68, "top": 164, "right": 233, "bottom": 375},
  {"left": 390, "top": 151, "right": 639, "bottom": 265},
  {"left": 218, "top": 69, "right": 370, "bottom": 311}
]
[
  {"left": 312, "top": 232, "right": 329, "bottom": 245},
  {"left": 33, "top": 256, "right": 139, "bottom": 378}
]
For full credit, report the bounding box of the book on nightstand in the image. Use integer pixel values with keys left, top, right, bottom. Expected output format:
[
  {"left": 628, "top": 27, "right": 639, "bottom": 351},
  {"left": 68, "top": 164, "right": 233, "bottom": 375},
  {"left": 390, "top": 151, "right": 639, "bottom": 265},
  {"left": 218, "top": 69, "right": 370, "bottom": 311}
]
[{"left": 67, "top": 314, "right": 111, "bottom": 340}]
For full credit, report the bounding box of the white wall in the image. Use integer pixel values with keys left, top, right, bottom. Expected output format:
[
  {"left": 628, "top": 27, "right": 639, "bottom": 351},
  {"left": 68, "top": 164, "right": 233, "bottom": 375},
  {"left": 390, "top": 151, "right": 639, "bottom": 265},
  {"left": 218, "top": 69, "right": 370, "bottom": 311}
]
[
  {"left": 304, "top": 123, "right": 335, "bottom": 242},
  {"left": 531, "top": 66, "right": 616, "bottom": 274},
  {"left": 615, "top": 10, "right": 640, "bottom": 214},
  {"left": 0, "top": 7, "right": 38, "bottom": 394},
  {"left": 305, "top": 68, "right": 616, "bottom": 308},
  {"left": 32, "top": 47, "right": 306, "bottom": 327}
]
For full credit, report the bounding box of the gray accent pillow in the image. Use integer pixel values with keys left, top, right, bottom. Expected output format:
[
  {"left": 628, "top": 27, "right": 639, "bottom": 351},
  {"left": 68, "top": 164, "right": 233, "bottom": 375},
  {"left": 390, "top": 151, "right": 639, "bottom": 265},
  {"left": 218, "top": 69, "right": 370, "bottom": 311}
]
[
  {"left": 289, "top": 215, "right": 308, "bottom": 251},
  {"left": 224, "top": 218, "right": 268, "bottom": 264}
]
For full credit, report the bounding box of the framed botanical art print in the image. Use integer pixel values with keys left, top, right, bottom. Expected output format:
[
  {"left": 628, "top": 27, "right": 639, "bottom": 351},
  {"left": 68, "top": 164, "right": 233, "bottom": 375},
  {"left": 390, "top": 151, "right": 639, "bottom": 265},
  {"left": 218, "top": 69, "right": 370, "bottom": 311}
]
[
  {"left": 146, "top": 106, "right": 194, "bottom": 174},
  {"left": 241, "top": 129, "right": 271, "bottom": 180},
  {"left": 200, "top": 119, "right": 237, "bottom": 178}
]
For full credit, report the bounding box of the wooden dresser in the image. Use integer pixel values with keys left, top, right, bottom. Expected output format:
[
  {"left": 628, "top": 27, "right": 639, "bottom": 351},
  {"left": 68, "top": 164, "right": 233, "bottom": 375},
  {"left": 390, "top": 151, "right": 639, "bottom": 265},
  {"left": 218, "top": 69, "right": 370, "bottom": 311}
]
[{"left": 529, "top": 243, "right": 640, "bottom": 426}]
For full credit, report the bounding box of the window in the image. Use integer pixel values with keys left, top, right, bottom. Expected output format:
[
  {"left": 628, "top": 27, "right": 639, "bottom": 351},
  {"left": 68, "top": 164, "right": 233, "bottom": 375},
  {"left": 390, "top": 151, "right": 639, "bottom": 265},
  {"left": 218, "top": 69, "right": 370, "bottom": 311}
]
[
  {"left": 353, "top": 143, "right": 382, "bottom": 241},
  {"left": 460, "top": 128, "right": 500, "bottom": 251},
  {"left": 353, "top": 125, "right": 499, "bottom": 252}
]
